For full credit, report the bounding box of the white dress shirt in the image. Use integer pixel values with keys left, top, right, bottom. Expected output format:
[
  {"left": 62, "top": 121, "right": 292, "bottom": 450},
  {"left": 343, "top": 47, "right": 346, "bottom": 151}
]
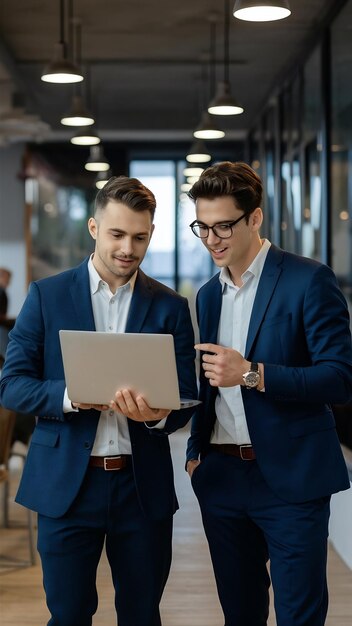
[
  {"left": 211, "top": 239, "right": 271, "bottom": 445},
  {"left": 63, "top": 257, "right": 166, "bottom": 454}
]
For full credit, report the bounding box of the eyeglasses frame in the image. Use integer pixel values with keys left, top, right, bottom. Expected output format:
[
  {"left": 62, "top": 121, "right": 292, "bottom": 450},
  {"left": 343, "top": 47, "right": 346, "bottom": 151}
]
[{"left": 189, "top": 212, "right": 249, "bottom": 239}]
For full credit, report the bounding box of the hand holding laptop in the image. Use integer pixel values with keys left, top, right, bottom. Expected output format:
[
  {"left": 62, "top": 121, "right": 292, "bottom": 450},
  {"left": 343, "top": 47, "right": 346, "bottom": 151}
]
[
  {"left": 110, "top": 389, "right": 170, "bottom": 422},
  {"left": 71, "top": 390, "right": 169, "bottom": 422}
]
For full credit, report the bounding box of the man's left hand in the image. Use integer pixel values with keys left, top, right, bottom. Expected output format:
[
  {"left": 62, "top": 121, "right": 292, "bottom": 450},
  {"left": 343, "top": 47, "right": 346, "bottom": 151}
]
[{"left": 110, "top": 389, "right": 170, "bottom": 422}]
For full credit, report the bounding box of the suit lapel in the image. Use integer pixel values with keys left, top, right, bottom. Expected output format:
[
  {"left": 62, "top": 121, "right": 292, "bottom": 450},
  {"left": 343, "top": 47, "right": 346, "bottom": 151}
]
[
  {"left": 245, "top": 245, "right": 284, "bottom": 357},
  {"left": 125, "top": 270, "right": 153, "bottom": 332},
  {"left": 200, "top": 276, "right": 222, "bottom": 344},
  {"left": 68, "top": 264, "right": 153, "bottom": 333},
  {"left": 69, "top": 259, "right": 96, "bottom": 330}
]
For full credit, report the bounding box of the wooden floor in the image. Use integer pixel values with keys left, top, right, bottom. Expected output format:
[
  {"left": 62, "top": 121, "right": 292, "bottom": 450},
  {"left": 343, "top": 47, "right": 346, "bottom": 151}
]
[{"left": 1, "top": 427, "right": 352, "bottom": 625}]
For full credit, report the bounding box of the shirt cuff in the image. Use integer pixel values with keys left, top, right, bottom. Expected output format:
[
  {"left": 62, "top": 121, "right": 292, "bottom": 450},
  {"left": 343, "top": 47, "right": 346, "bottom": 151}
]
[
  {"left": 63, "top": 388, "right": 79, "bottom": 413},
  {"left": 144, "top": 417, "right": 167, "bottom": 430}
]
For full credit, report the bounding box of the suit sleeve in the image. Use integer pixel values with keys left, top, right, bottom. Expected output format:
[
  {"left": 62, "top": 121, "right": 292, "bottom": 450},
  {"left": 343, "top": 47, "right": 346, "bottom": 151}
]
[
  {"left": 146, "top": 296, "right": 198, "bottom": 436},
  {"left": 264, "top": 264, "right": 352, "bottom": 404},
  {"left": 0, "top": 282, "right": 67, "bottom": 420},
  {"left": 186, "top": 292, "right": 211, "bottom": 461}
]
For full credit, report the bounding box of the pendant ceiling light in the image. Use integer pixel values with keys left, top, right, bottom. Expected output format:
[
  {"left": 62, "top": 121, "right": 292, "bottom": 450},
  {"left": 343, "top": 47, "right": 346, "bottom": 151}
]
[
  {"left": 186, "top": 140, "right": 211, "bottom": 163},
  {"left": 187, "top": 176, "right": 201, "bottom": 185},
  {"left": 41, "top": 0, "right": 83, "bottom": 83},
  {"left": 208, "top": 0, "right": 244, "bottom": 116},
  {"left": 183, "top": 166, "right": 204, "bottom": 177},
  {"left": 70, "top": 127, "right": 101, "bottom": 145},
  {"left": 95, "top": 169, "right": 112, "bottom": 189},
  {"left": 233, "top": 0, "right": 291, "bottom": 22},
  {"left": 194, "top": 111, "right": 225, "bottom": 140},
  {"left": 85, "top": 145, "right": 110, "bottom": 172},
  {"left": 208, "top": 81, "right": 244, "bottom": 115},
  {"left": 194, "top": 17, "right": 225, "bottom": 139},
  {"left": 61, "top": 94, "right": 95, "bottom": 126},
  {"left": 61, "top": 22, "right": 94, "bottom": 127},
  {"left": 65, "top": 21, "right": 98, "bottom": 138}
]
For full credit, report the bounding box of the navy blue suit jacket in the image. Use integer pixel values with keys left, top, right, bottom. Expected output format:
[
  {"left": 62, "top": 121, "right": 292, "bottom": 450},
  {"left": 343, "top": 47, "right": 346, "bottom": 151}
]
[
  {"left": 187, "top": 245, "right": 352, "bottom": 503},
  {"left": 0, "top": 259, "right": 197, "bottom": 519}
]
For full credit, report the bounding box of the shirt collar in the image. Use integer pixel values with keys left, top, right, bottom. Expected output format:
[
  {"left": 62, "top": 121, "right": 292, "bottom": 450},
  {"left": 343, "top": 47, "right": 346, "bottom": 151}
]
[
  {"left": 88, "top": 254, "right": 137, "bottom": 296},
  {"left": 219, "top": 239, "right": 271, "bottom": 292}
]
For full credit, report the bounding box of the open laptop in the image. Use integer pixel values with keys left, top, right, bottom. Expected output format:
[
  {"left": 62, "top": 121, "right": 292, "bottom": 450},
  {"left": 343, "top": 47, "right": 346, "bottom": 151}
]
[{"left": 59, "top": 330, "right": 200, "bottom": 410}]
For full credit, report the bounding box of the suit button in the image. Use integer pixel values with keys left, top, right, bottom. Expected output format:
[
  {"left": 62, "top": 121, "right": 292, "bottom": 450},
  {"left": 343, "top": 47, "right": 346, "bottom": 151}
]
[{"left": 84, "top": 441, "right": 91, "bottom": 449}]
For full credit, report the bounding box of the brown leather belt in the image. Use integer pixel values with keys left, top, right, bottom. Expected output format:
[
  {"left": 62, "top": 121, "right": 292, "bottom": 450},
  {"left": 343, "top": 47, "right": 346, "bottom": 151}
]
[
  {"left": 89, "top": 455, "right": 131, "bottom": 471},
  {"left": 211, "top": 443, "right": 256, "bottom": 461}
]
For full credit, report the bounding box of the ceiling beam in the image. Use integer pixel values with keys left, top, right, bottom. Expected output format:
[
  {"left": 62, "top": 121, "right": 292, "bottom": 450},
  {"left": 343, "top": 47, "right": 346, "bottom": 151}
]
[{"left": 18, "top": 58, "right": 247, "bottom": 68}]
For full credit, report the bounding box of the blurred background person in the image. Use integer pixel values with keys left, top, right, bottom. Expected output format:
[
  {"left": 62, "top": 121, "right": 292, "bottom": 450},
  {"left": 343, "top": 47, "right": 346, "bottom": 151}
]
[{"left": 0, "top": 267, "right": 12, "bottom": 320}]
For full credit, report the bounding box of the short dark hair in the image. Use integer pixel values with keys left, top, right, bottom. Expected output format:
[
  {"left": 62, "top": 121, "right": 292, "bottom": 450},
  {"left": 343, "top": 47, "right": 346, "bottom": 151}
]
[
  {"left": 189, "top": 161, "right": 263, "bottom": 220},
  {"left": 95, "top": 175, "right": 156, "bottom": 220}
]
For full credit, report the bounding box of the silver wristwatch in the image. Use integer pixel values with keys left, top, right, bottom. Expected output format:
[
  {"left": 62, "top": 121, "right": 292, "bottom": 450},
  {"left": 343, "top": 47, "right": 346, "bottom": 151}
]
[{"left": 242, "top": 362, "right": 260, "bottom": 389}]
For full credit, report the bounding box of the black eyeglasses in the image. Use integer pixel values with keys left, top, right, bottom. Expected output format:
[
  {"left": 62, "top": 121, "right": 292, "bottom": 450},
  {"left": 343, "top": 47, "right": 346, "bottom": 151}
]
[{"left": 189, "top": 213, "right": 247, "bottom": 239}]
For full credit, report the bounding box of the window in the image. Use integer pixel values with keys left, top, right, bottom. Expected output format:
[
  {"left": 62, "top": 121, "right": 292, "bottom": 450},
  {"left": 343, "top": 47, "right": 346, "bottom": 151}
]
[
  {"left": 130, "top": 159, "right": 215, "bottom": 297},
  {"left": 130, "top": 160, "right": 176, "bottom": 289}
]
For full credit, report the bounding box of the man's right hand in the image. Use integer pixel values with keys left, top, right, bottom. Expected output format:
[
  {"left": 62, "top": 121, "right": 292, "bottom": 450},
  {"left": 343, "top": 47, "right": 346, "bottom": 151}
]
[{"left": 187, "top": 459, "right": 201, "bottom": 478}]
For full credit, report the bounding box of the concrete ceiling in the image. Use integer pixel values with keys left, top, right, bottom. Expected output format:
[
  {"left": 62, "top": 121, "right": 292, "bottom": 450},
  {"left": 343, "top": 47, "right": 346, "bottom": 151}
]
[{"left": 0, "top": 0, "right": 340, "bottom": 145}]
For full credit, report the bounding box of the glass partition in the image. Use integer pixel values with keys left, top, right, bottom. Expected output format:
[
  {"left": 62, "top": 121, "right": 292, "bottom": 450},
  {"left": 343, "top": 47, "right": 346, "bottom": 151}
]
[
  {"left": 27, "top": 175, "right": 94, "bottom": 282},
  {"left": 263, "top": 107, "right": 276, "bottom": 242},
  {"left": 331, "top": 0, "right": 352, "bottom": 318},
  {"left": 281, "top": 87, "right": 295, "bottom": 252},
  {"left": 301, "top": 47, "right": 322, "bottom": 261}
]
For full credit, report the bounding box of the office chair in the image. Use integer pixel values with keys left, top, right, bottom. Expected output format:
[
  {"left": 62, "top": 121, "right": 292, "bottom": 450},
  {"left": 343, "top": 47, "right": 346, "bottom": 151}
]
[{"left": 0, "top": 405, "right": 37, "bottom": 566}]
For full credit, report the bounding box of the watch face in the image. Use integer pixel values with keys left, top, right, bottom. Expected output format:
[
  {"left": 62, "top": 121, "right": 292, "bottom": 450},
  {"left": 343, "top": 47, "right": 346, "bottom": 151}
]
[{"left": 243, "top": 371, "right": 260, "bottom": 388}]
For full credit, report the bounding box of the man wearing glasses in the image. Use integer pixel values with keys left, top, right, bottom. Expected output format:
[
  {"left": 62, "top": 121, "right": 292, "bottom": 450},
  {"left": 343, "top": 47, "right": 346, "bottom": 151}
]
[{"left": 186, "top": 161, "right": 352, "bottom": 626}]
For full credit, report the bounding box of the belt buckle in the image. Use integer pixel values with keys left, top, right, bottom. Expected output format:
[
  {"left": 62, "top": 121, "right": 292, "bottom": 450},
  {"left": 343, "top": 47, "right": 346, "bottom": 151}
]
[
  {"left": 104, "top": 455, "right": 122, "bottom": 471},
  {"left": 239, "top": 445, "right": 252, "bottom": 461}
]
